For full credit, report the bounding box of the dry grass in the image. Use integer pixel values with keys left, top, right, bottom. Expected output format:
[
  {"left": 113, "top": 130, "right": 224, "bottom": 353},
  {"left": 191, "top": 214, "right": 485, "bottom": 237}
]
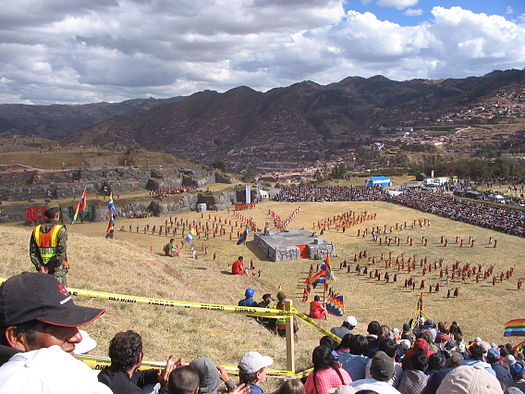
[{"left": 1, "top": 199, "right": 524, "bottom": 382}]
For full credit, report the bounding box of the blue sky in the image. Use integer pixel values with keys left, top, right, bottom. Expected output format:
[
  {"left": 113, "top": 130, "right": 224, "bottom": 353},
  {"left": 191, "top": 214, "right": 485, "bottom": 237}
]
[
  {"left": 344, "top": 0, "right": 525, "bottom": 25},
  {"left": 0, "top": 0, "right": 524, "bottom": 104}
]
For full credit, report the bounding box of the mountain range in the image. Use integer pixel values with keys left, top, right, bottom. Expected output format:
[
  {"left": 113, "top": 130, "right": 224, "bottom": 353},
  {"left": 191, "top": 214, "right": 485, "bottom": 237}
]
[{"left": 2, "top": 69, "right": 525, "bottom": 172}]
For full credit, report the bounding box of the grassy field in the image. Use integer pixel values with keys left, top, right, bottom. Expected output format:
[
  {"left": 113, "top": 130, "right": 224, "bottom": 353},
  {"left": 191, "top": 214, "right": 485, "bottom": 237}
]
[{"left": 1, "top": 199, "right": 524, "bottom": 384}]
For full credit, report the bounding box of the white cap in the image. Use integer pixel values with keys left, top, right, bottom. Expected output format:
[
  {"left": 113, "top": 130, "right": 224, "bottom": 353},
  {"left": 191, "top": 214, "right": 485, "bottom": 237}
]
[
  {"left": 400, "top": 339, "right": 411, "bottom": 350},
  {"left": 345, "top": 316, "right": 358, "bottom": 327},
  {"left": 238, "top": 352, "right": 273, "bottom": 374},
  {"left": 74, "top": 329, "right": 97, "bottom": 355}
]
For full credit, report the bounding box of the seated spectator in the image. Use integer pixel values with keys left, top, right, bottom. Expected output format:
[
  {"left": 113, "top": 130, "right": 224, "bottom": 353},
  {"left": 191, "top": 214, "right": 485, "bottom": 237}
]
[
  {"left": 320, "top": 336, "right": 341, "bottom": 361},
  {"left": 309, "top": 296, "right": 327, "bottom": 320},
  {"left": 330, "top": 316, "right": 358, "bottom": 340},
  {"left": 238, "top": 351, "right": 274, "bottom": 394},
  {"left": 272, "top": 379, "right": 305, "bottom": 394},
  {"left": 0, "top": 272, "right": 111, "bottom": 393},
  {"left": 423, "top": 352, "right": 461, "bottom": 394},
  {"left": 509, "top": 363, "right": 525, "bottom": 393},
  {"left": 405, "top": 338, "right": 435, "bottom": 364},
  {"left": 190, "top": 357, "right": 236, "bottom": 394},
  {"left": 257, "top": 294, "right": 275, "bottom": 330},
  {"left": 232, "top": 256, "right": 246, "bottom": 275},
  {"left": 98, "top": 330, "right": 178, "bottom": 394},
  {"left": 335, "top": 334, "right": 353, "bottom": 356},
  {"left": 164, "top": 239, "right": 176, "bottom": 256},
  {"left": 339, "top": 335, "right": 369, "bottom": 381},
  {"left": 366, "top": 321, "right": 381, "bottom": 358},
  {"left": 168, "top": 365, "right": 200, "bottom": 394},
  {"left": 436, "top": 365, "right": 503, "bottom": 394},
  {"left": 365, "top": 339, "right": 403, "bottom": 388},
  {"left": 238, "top": 288, "right": 258, "bottom": 307},
  {"left": 461, "top": 343, "right": 496, "bottom": 376},
  {"left": 486, "top": 348, "right": 513, "bottom": 391},
  {"left": 304, "top": 345, "right": 352, "bottom": 394},
  {"left": 397, "top": 352, "right": 428, "bottom": 394},
  {"left": 348, "top": 351, "right": 401, "bottom": 393}
]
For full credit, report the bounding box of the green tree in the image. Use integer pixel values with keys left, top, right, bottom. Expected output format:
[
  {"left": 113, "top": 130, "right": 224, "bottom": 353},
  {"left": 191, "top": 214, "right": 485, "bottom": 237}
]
[{"left": 211, "top": 161, "right": 226, "bottom": 172}]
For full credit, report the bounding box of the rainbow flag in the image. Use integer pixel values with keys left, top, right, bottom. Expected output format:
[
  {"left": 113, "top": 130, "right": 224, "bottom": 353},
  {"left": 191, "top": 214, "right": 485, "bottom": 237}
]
[
  {"left": 514, "top": 340, "right": 524, "bottom": 353},
  {"left": 106, "top": 212, "right": 115, "bottom": 234},
  {"left": 324, "top": 253, "right": 333, "bottom": 279},
  {"left": 504, "top": 318, "right": 525, "bottom": 337},
  {"left": 108, "top": 193, "right": 117, "bottom": 216},
  {"left": 71, "top": 188, "right": 87, "bottom": 224},
  {"left": 309, "top": 269, "right": 327, "bottom": 288},
  {"left": 185, "top": 227, "right": 197, "bottom": 242},
  {"left": 325, "top": 295, "right": 345, "bottom": 316}
]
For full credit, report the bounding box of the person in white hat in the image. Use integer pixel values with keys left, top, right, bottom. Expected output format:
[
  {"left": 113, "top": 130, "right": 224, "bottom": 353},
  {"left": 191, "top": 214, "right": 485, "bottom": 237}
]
[
  {"left": 238, "top": 352, "right": 273, "bottom": 394},
  {"left": 330, "top": 316, "right": 358, "bottom": 339}
]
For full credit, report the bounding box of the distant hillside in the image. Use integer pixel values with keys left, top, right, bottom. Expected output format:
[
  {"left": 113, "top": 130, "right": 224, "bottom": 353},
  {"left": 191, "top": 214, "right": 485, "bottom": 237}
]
[
  {"left": 61, "top": 69, "right": 525, "bottom": 169},
  {"left": 0, "top": 97, "right": 185, "bottom": 139}
]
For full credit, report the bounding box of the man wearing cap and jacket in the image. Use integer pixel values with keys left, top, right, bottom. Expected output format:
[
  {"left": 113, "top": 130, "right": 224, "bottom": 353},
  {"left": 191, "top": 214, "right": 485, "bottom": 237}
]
[
  {"left": 29, "top": 207, "right": 69, "bottom": 285},
  {"left": 331, "top": 316, "right": 357, "bottom": 339},
  {"left": 0, "top": 272, "right": 111, "bottom": 393}
]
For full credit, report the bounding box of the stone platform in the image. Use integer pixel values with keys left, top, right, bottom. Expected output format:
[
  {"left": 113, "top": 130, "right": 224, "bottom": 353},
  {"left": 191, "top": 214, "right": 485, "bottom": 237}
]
[{"left": 254, "top": 229, "right": 335, "bottom": 262}]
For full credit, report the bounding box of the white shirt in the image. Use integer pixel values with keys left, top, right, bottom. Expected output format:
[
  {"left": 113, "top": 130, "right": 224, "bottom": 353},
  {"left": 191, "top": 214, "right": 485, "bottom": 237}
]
[
  {"left": 0, "top": 345, "right": 113, "bottom": 394},
  {"left": 350, "top": 378, "right": 402, "bottom": 394}
]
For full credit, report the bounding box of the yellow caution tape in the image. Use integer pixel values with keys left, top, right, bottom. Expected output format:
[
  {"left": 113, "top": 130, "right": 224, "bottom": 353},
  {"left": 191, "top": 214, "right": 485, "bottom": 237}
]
[
  {"left": 66, "top": 286, "right": 291, "bottom": 319},
  {"left": 292, "top": 308, "right": 342, "bottom": 343},
  {"left": 76, "top": 354, "right": 297, "bottom": 377}
]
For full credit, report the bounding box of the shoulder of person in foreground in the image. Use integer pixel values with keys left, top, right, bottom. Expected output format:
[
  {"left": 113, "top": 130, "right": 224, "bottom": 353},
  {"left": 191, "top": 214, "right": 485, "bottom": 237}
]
[{"left": 0, "top": 345, "right": 112, "bottom": 394}]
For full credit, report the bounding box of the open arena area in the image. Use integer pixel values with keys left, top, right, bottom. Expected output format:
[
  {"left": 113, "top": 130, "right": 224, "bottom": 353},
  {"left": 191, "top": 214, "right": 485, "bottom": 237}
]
[{"left": 1, "top": 197, "right": 524, "bottom": 389}]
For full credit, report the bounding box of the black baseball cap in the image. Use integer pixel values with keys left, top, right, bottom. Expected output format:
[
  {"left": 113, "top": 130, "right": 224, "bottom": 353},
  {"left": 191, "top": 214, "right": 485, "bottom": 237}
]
[{"left": 0, "top": 272, "right": 105, "bottom": 327}]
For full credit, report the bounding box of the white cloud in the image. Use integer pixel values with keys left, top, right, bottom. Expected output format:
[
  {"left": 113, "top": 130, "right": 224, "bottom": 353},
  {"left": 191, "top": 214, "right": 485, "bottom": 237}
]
[
  {"left": 404, "top": 8, "right": 423, "bottom": 17},
  {"left": 377, "top": 0, "right": 418, "bottom": 10},
  {"left": 506, "top": 6, "right": 513, "bottom": 15},
  {"left": 0, "top": 1, "right": 524, "bottom": 104}
]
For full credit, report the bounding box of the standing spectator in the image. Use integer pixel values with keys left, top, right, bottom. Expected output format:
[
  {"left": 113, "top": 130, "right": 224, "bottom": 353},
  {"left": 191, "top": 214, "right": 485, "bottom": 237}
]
[
  {"left": 304, "top": 345, "right": 352, "bottom": 394},
  {"left": 29, "top": 207, "right": 69, "bottom": 285}
]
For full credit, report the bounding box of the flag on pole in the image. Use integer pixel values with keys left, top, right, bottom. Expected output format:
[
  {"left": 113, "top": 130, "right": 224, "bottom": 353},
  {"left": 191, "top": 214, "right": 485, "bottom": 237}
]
[
  {"left": 185, "top": 227, "right": 197, "bottom": 242},
  {"left": 71, "top": 188, "right": 87, "bottom": 224},
  {"left": 309, "top": 269, "right": 327, "bottom": 288},
  {"left": 324, "top": 253, "right": 335, "bottom": 279},
  {"left": 513, "top": 340, "right": 524, "bottom": 353},
  {"left": 504, "top": 318, "right": 525, "bottom": 337},
  {"left": 108, "top": 193, "right": 117, "bottom": 216},
  {"left": 106, "top": 192, "right": 117, "bottom": 235},
  {"left": 236, "top": 226, "right": 250, "bottom": 245},
  {"left": 325, "top": 295, "right": 345, "bottom": 316}
]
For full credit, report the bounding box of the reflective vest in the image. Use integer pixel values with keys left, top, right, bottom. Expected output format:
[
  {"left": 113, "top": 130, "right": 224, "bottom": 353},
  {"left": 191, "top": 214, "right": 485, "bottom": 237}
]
[
  {"left": 276, "top": 303, "right": 286, "bottom": 330},
  {"left": 33, "top": 224, "right": 63, "bottom": 264}
]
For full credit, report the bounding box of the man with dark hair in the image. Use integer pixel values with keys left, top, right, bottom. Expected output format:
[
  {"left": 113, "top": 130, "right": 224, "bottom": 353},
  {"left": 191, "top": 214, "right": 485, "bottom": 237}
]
[
  {"left": 164, "top": 239, "right": 176, "bottom": 256},
  {"left": 0, "top": 272, "right": 111, "bottom": 393},
  {"left": 168, "top": 366, "right": 200, "bottom": 394},
  {"left": 461, "top": 343, "right": 496, "bottom": 376},
  {"left": 29, "top": 206, "right": 69, "bottom": 285},
  {"left": 339, "top": 335, "right": 369, "bottom": 380},
  {"left": 366, "top": 321, "right": 381, "bottom": 358},
  {"left": 98, "top": 330, "right": 178, "bottom": 394}
]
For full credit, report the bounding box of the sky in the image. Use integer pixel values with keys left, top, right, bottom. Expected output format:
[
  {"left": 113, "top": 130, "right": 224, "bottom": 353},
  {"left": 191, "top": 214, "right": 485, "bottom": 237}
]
[{"left": 0, "top": 0, "right": 524, "bottom": 105}]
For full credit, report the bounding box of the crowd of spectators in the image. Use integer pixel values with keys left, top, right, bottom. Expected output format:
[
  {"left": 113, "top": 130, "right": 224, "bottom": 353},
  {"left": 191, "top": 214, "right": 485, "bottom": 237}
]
[
  {"left": 273, "top": 186, "right": 525, "bottom": 237},
  {"left": 1, "top": 272, "right": 524, "bottom": 394}
]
